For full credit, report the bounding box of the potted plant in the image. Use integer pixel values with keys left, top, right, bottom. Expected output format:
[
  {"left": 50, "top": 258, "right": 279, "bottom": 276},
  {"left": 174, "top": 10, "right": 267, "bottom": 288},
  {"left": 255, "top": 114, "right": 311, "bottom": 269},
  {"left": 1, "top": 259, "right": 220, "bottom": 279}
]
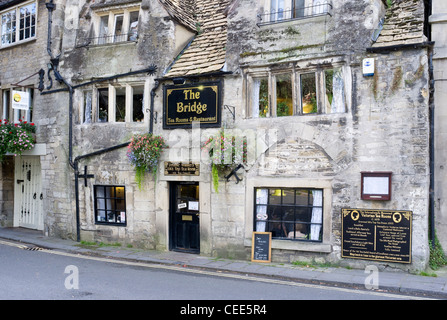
[
  {"left": 126, "top": 133, "right": 167, "bottom": 190},
  {"left": 202, "top": 130, "right": 247, "bottom": 193},
  {"left": 0, "top": 118, "right": 36, "bottom": 162}
]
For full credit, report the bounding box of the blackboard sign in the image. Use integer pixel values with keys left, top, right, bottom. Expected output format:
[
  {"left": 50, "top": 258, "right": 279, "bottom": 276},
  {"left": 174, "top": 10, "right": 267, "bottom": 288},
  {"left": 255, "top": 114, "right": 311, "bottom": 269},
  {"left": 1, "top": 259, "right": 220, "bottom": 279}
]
[
  {"left": 163, "top": 81, "right": 221, "bottom": 129},
  {"left": 251, "top": 232, "right": 272, "bottom": 263},
  {"left": 342, "top": 208, "right": 412, "bottom": 264}
]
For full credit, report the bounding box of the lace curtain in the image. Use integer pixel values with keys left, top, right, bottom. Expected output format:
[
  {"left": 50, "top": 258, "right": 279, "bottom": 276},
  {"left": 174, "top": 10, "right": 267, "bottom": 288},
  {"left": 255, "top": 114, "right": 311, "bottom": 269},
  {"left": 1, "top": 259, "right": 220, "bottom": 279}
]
[
  {"left": 310, "top": 190, "right": 323, "bottom": 240},
  {"left": 256, "top": 189, "right": 268, "bottom": 232}
]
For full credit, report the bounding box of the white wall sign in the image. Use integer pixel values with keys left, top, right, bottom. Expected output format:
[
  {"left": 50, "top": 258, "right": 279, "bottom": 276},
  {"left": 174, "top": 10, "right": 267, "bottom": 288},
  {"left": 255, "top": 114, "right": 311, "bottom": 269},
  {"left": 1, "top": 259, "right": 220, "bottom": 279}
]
[{"left": 12, "top": 91, "right": 30, "bottom": 110}]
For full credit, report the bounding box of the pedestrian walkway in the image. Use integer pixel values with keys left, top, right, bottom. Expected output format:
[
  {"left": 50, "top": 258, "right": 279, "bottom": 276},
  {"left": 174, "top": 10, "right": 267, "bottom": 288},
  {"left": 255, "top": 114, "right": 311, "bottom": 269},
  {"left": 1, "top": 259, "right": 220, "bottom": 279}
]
[{"left": 1, "top": 226, "right": 447, "bottom": 299}]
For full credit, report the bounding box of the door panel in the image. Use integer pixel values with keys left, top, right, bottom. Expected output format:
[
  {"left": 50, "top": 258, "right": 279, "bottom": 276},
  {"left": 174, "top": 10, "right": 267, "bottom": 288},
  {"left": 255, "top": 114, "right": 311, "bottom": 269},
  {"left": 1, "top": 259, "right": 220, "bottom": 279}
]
[
  {"left": 170, "top": 182, "right": 200, "bottom": 253},
  {"left": 14, "top": 156, "right": 43, "bottom": 230}
]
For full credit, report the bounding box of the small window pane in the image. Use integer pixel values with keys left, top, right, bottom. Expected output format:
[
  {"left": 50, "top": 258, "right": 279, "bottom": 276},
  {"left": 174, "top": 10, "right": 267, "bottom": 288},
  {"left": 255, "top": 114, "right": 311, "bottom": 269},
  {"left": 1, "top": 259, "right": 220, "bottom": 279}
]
[
  {"left": 276, "top": 74, "right": 293, "bottom": 117},
  {"left": 83, "top": 91, "right": 92, "bottom": 123},
  {"left": 301, "top": 73, "right": 317, "bottom": 114},
  {"left": 97, "top": 88, "right": 109, "bottom": 122},
  {"left": 132, "top": 86, "right": 144, "bottom": 122},
  {"left": 98, "top": 15, "right": 109, "bottom": 44},
  {"left": 113, "top": 14, "right": 124, "bottom": 42},
  {"left": 325, "top": 68, "right": 345, "bottom": 113},
  {"left": 128, "top": 11, "right": 139, "bottom": 41},
  {"left": 252, "top": 77, "right": 269, "bottom": 118},
  {"left": 115, "top": 87, "right": 126, "bottom": 122},
  {"left": 293, "top": 0, "right": 305, "bottom": 17}
]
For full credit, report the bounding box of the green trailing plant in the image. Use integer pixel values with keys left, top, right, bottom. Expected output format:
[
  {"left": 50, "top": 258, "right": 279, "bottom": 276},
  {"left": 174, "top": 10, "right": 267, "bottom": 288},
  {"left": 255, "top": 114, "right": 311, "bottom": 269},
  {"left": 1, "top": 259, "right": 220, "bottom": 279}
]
[
  {"left": 127, "top": 133, "right": 167, "bottom": 190},
  {"left": 0, "top": 118, "right": 36, "bottom": 162},
  {"left": 202, "top": 130, "right": 247, "bottom": 193},
  {"left": 429, "top": 234, "right": 447, "bottom": 270}
]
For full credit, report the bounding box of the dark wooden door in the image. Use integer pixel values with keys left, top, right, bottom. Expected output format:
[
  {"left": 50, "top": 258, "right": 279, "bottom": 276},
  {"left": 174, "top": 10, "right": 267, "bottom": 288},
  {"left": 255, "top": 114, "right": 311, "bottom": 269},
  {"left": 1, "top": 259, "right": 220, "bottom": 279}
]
[{"left": 170, "top": 182, "right": 200, "bottom": 253}]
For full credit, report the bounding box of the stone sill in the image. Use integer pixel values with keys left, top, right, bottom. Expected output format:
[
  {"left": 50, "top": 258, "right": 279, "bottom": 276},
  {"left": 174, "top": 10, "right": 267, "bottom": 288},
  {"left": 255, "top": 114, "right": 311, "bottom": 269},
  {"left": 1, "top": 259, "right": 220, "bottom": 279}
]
[{"left": 244, "top": 238, "right": 332, "bottom": 253}]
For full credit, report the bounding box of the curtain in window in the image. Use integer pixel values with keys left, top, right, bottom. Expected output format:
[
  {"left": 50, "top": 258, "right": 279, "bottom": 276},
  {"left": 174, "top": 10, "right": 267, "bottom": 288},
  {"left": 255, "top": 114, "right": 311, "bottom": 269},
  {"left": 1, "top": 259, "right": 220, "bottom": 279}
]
[
  {"left": 331, "top": 69, "right": 345, "bottom": 113},
  {"left": 256, "top": 189, "right": 268, "bottom": 232},
  {"left": 313, "top": 0, "right": 327, "bottom": 14},
  {"left": 252, "top": 79, "right": 261, "bottom": 118},
  {"left": 310, "top": 190, "right": 322, "bottom": 240},
  {"left": 84, "top": 91, "right": 92, "bottom": 124}
]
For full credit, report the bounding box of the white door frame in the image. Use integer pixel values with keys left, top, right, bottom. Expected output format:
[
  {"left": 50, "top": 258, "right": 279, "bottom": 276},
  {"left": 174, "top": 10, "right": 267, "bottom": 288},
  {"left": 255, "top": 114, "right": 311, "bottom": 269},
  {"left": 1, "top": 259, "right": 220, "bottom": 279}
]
[{"left": 13, "top": 156, "right": 43, "bottom": 230}]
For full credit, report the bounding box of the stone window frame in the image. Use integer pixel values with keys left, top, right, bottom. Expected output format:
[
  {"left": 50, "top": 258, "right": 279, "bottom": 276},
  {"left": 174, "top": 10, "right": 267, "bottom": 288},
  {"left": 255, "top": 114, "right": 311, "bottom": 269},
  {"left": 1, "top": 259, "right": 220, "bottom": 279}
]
[
  {"left": 245, "top": 63, "right": 347, "bottom": 119},
  {"left": 245, "top": 177, "right": 332, "bottom": 254},
  {"left": 78, "top": 81, "right": 148, "bottom": 124},
  {"left": 90, "top": 3, "right": 140, "bottom": 46},
  {"left": 254, "top": 187, "right": 324, "bottom": 242},
  {"left": 94, "top": 185, "right": 127, "bottom": 226},
  {"left": 0, "top": 0, "right": 37, "bottom": 49}
]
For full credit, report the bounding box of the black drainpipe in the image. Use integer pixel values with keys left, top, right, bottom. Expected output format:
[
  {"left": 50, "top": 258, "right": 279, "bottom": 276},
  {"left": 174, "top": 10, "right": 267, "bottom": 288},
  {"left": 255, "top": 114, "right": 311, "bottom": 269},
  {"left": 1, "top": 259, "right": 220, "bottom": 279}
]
[{"left": 150, "top": 80, "right": 160, "bottom": 134}]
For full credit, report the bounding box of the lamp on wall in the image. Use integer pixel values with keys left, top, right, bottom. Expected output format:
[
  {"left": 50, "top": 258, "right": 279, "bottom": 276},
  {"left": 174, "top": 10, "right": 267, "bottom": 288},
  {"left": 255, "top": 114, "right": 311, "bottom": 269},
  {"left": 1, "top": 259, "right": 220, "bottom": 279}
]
[{"left": 172, "top": 77, "right": 186, "bottom": 85}]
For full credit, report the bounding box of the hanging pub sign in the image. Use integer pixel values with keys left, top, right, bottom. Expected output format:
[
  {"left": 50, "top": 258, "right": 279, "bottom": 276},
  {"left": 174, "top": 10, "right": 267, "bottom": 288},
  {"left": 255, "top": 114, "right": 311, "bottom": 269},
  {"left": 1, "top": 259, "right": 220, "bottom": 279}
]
[{"left": 163, "top": 81, "right": 221, "bottom": 129}]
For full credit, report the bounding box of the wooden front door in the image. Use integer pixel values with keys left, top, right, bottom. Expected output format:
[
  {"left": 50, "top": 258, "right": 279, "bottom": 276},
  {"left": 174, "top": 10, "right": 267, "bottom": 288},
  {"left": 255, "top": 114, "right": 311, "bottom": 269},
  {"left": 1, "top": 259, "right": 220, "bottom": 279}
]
[
  {"left": 14, "top": 156, "right": 43, "bottom": 230},
  {"left": 170, "top": 182, "right": 200, "bottom": 253}
]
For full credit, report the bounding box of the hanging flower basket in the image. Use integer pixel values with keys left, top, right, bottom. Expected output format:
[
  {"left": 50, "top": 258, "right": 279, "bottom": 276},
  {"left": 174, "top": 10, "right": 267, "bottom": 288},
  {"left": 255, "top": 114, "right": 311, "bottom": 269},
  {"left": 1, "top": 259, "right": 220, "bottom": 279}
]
[
  {"left": 0, "top": 119, "right": 36, "bottom": 162},
  {"left": 126, "top": 133, "right": 167, "bottom": 190},
  {"left": 202, "top": 130, "right": 247, "bottom": 193}
]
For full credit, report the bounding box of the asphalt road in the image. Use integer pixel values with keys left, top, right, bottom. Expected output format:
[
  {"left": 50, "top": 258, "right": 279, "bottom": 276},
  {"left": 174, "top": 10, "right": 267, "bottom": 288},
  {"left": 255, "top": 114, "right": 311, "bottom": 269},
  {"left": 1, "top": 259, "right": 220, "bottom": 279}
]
[{"left": 0, "top": 241, "right": 432, "bottom": 303}]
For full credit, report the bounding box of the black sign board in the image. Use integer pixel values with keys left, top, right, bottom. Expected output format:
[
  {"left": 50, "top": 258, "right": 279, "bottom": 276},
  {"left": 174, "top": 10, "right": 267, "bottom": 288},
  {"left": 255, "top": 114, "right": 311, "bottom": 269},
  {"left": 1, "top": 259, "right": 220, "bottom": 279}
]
[
  {"left": 342, "top": 209, "right": 412, "bottom": 264},
  {"left": 164, "top": 162, "right": 200, "bottom": 176},
  {"left": 163, "top": 82, "right": 221, "bottom": 129},
  {"left": 251, "top": 232, "right": 272, "bottom": 263}
]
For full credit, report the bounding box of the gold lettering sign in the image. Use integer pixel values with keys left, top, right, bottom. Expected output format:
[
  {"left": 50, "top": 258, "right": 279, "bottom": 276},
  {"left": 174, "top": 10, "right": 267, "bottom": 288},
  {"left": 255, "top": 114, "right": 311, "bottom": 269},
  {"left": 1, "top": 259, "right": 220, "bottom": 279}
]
[
  {"left": 163, "top": 82, "right": 221, "bottom": 129},
  {"left": 342, "top": 208, "right": 412, "bottom": 264}
]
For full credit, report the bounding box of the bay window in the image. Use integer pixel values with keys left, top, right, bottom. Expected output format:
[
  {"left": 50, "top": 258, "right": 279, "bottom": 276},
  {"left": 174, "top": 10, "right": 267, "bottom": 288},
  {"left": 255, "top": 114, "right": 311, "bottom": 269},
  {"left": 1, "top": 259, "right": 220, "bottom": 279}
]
[{"left": 1, "top": 1, "right": 36, "bottom": 47}]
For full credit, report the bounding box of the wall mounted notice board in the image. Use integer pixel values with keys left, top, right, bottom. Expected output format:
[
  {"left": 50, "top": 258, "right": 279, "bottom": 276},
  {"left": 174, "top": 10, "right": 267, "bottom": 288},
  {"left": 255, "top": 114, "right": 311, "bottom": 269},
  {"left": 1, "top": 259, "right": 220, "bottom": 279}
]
[{"left": 251, "top": 232, "right": 272, "bottom": 263}]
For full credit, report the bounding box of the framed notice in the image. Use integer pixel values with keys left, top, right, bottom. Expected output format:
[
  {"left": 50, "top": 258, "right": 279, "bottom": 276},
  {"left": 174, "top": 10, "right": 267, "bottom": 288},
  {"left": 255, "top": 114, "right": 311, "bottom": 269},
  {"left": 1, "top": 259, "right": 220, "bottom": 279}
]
[
  {"left": 361, "top": 172, "right": 392, "bottom": 201},
  {"left": 251, "top": 232, "right": 272, "bottom": 263},
  {"left": 163, "top": 81, "right": 221, "bottom": 129}
]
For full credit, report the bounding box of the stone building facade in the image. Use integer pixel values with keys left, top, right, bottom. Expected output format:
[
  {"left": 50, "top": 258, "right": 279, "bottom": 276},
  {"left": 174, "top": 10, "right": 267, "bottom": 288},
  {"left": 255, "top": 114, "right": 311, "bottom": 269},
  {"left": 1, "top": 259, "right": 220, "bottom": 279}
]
[{"left": 0, "top": 0, "right": 434, "bottom": 271}]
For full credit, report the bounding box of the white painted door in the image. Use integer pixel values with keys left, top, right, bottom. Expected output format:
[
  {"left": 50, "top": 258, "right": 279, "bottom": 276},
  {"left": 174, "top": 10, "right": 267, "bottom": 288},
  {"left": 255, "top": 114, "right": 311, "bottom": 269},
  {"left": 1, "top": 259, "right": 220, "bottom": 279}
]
[{"left": 14, "top": 156, "right": 43, "bottom": 230}]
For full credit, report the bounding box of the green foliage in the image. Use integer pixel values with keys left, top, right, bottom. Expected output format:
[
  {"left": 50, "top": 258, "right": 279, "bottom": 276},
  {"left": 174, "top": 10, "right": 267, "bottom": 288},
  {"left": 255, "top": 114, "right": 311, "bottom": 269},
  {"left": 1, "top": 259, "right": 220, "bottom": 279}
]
[
  {"left": 127, "top": 133, "right": 167, "bottom": 190},
  {"left": 277, "top": 101, "right": 289, "bottom": 117},
  {"left": 202, "top": 130, "right": 247, "bottom": 193},
  {"left": 429, "top": 235, "right": 447, "bottom": 270}
]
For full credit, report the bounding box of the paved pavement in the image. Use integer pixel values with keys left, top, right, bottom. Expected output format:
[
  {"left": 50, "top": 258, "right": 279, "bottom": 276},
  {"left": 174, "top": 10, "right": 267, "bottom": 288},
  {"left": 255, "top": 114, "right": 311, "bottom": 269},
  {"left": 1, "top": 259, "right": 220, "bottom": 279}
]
[{"left": 1, "top": 226, "right": 447, "bottom": 299}]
